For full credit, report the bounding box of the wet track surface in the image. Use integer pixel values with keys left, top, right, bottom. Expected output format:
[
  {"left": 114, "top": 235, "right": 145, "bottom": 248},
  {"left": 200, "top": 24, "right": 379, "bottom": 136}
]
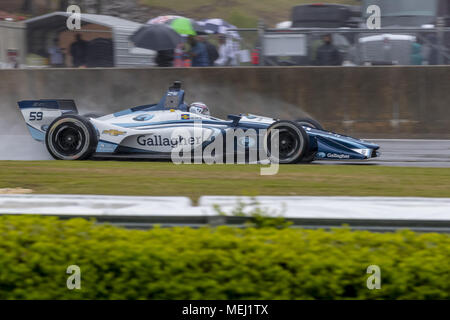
[
  {"left": 1, "top": 136, "right": 450, "bottom": 167},
  {"left": 316, "top": 139, "right": 450, "bottom": 167}
]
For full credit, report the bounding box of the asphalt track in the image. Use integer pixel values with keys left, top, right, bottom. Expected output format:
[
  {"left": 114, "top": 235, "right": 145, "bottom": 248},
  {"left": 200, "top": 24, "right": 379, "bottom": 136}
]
[
  {"left": 316, "top": 139, "right": 450, "bottom": 168},
  {"left": 0, "top": 135, "right": 449, "bottom": 167}
]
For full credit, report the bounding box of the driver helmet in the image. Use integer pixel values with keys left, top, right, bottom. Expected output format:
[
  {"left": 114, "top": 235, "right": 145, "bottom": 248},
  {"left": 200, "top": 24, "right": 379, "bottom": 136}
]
[{"left": 189, "top": 102, "right": 210, "bottom": 116}]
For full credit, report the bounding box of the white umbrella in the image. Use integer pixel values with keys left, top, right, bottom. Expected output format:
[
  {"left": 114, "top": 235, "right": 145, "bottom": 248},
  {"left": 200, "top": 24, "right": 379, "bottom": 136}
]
[
  {"left": 196, "top": 18, "right": 241, "bottom": 39},
  {"left": 146, "top": 15, "right": 184, "bottom": 25}
]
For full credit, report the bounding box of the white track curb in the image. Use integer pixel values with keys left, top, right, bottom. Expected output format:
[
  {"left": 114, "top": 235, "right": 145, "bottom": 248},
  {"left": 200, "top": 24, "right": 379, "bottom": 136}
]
[{"left": 0, "top": 194, "right": 449, "bottom": 221}]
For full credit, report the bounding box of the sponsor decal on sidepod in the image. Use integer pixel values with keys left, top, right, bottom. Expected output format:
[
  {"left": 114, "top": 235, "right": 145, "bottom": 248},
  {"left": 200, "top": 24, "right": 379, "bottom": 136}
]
[
  {"left": 327, "top": 153, "right": 350, "bottom": 159},
  {"left": 137, "top": 135, "right": 203, "bottom": 148}
]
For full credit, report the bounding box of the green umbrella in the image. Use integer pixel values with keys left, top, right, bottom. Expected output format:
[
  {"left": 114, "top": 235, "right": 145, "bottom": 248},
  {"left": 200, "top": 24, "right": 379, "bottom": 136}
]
[{"left": 169, "top": 17, "right": 197, "bottom": 36}]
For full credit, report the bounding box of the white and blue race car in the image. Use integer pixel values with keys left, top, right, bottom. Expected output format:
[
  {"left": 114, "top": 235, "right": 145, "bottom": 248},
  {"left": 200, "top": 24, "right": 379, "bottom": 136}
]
[{"left": 18, "top": 81, "right": 380, "bottom": 164}]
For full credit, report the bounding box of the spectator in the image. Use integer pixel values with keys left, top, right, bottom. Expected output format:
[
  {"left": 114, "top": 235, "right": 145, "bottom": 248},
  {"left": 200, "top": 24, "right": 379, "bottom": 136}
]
[
  {"left": 251, "top": 48, "right": 260, "bottom": 65},
  {"left": 70, "top": 34, "right": 88, "bottom": 67},
  {"left": 173, "top": 43, "right": 185, "bottom": 67},
  {"left": 315, "top": 34, "right": 342, "bottom": 66},
  {"left": 86, "top": 38, "right": 114, "bottom": 68},
  {"left": 48, "top": 38, "right": 65, "bottom": 68},
  {"left": 155, "top": 49, "right": 174, "bottom": 67},
  {"left": 204, "top": 37, "right": 219, "bottom": 66},
  {"left": 187, "top": 35, "right": 209, "bottom": 67},
  {"left": 411, "top": 39, "right": 423, "bottom": 65},
  {"left": 215, "top": 35, "right": 238, "bottom": 66}
]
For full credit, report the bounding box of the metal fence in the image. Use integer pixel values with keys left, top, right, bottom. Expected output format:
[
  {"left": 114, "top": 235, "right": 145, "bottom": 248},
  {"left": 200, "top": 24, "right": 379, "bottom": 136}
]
[
  {"left": 5, "top": 23, "right": 449, "bottom": 68},
  {"left": 228, "top": 27, "right": 450, "bottom": 66}
]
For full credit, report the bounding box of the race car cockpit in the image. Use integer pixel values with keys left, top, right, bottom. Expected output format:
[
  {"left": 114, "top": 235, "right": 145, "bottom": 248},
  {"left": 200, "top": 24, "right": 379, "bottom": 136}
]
[
  {"left": 159, "top": 81, "right": 188, "bottom": 111},
  {"left": 158, "top": 81, "right": 210, "bottom": 116},
  {"left": 130, "top": 81, "right": 211, "bottom": 117}
]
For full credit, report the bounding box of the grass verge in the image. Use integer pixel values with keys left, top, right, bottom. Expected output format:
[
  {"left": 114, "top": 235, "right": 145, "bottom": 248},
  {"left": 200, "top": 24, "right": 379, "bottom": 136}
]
[
  {"left": 0, "top": 161, "right": 449, "bottom": 201},
  {"left": 139, "top": 0, "right": 359, "bottom": 27}
]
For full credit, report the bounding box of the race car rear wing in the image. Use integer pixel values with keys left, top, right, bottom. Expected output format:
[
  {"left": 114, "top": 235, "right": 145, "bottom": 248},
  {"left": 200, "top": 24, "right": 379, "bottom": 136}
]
[
  {"left": 17, "top": 99, "right": 79, "bottom": 142},
  {"left": 17, "top": 99, "right": 78, "bottom": 113}
]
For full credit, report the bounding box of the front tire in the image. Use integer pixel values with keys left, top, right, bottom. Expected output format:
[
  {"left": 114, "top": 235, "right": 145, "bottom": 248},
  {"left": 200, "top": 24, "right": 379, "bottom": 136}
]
[
  {"left": 296, "top": 118, "right": 324, "bottom": 163},
  {"left": 265, "top": 120, "right": 309, "bottom": 164},
  {"left": 297, "top": 118, "right": 324, "bottom": 130},
  {"left": 45, "top": 114, "right": 97, "bottom": 160}
]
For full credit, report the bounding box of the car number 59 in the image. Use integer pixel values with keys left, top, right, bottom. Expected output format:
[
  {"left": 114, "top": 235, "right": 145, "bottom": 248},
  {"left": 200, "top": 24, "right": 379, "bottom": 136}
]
[{"left": 29, "top": 111, "right": 43, "bottom": 121}]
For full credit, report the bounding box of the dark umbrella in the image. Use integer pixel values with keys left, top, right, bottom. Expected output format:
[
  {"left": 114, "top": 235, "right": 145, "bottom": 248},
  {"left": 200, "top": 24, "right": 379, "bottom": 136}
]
[{"left": 130, "top": 24, "right": 183, "bottom": 51}]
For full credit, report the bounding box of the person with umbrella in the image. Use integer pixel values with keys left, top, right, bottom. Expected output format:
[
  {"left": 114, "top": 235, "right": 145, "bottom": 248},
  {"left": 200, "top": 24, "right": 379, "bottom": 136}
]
[
  {"left": 147, "top": 16, "right": 214, "bottom": 67},
  {"left": 130, "top": 24, "right": 183, "bottom": 67},
  {"left": 196, "top": 18, "right": 240, "bottom": 66},
  {"left": 214, "top": 34, "right": 237, "bottom": 66},
  {"left": 155, "top": 49, "right": 174, "bottom": 67},
  {"left": 187, "top": 35, "right": 209, "bottom": 67}
]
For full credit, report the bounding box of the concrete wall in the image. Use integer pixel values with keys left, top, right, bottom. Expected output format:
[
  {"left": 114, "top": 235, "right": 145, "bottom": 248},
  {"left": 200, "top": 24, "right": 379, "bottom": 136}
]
[{"left": 1, "top": 66, "right": 449, "bottom": 138}]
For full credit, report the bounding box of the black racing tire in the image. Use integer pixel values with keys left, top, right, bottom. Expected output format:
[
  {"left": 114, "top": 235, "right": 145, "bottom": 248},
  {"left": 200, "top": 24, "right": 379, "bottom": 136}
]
[
  {"left": 45, "top": 114, "right": 97, "bottom": 160},
  {"left": 296, "top": 118, "right": 323, "bottom": 163},
  {"left": 82, "top": 112, "right": 104, "bottom": 119},
  {"left": 299, "top": 151, "right": 317, "bottom": 164},
  {"left": 296, "top": 118, "right": 324, "bottom": 130},
  {"left": 265, "top": 120, "right": 309, "bottom": 164}
]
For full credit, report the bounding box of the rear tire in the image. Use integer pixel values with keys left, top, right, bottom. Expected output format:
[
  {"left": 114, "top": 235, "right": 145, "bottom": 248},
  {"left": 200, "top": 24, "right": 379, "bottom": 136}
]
[
  {"left": 265, "top": 120, "right": 309, "bottom": 164},
  {"left": 45, "top": 114, "right": 97, "bottom": 160},
  {"left": 82, "top": 113, "right": 104, "bottom": 119}
]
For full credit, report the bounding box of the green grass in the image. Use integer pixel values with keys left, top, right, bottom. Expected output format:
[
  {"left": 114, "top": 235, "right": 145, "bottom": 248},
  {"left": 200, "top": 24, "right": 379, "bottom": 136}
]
[
  {"left": 1, "top": 161, "right": 449, "bottom": 201},
  {"left": 139, "top": 0, "right": 359, "bottom": 27}
]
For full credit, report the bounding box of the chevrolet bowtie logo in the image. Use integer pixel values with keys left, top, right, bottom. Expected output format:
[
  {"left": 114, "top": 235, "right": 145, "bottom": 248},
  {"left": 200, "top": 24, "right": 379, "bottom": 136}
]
[{"left": 102, "top": 129, "right": 126, "bottom": 136}]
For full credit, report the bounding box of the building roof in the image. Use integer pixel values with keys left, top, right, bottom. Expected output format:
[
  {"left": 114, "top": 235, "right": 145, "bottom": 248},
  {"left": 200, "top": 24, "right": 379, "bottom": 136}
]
[{"left": 24, "top": 11, "right": 142, "bottom": 31}]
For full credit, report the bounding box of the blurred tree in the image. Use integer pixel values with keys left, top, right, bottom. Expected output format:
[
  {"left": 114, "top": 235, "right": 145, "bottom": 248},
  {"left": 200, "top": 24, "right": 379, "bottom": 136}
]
[
  {"left": 22, "top": 0, "right": 34, "bottom": 14},
  {"left": 59, "top": 0, "right": 69, "bottom": 11},
  {"left": 96, "top": 0, "right": 103, "bottom": 14}
]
